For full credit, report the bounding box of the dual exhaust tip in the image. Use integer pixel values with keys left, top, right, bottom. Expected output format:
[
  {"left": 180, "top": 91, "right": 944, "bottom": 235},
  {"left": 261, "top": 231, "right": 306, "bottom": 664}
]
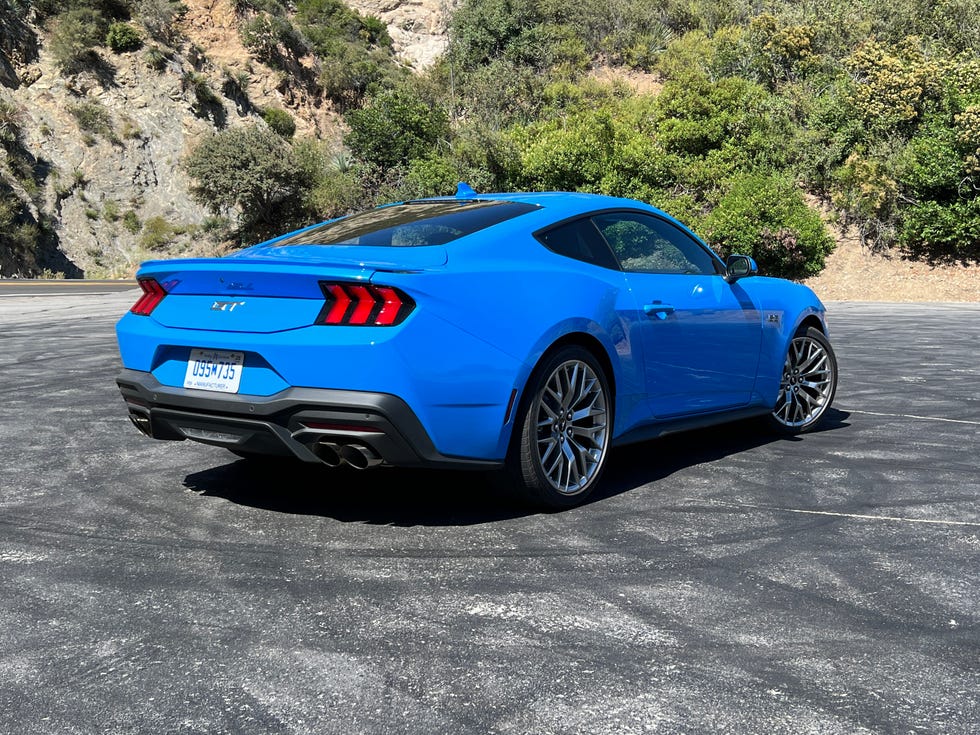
[{"left": 312, "top": 439, "right": 383, "bottom": 470}]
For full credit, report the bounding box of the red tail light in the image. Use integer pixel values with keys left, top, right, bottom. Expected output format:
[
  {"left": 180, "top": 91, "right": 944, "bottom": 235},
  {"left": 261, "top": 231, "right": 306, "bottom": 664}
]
[
  {"left": 130, "top": 277, "right": 167, "bottom": 316},
  {"left": 316, "top": 281, "right": 414, "bottom": 326}
]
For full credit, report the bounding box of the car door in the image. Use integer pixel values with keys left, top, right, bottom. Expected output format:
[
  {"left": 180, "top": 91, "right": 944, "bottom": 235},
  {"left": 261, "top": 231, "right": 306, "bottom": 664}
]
[{"left": 593, "top": 210, "right": 763, "bottom": 418}]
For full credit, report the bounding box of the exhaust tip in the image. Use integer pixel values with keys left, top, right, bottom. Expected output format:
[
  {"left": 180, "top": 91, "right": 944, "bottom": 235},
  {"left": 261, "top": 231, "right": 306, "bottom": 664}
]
[
  {"left": 128, "top": 410, "right": 152, "bottom": 437},
  {"left": 312, "top": 440, "right": 345, "bottom": 467},
  {"left": 339, "top": 443, "right": 382, "bottom": 470}
]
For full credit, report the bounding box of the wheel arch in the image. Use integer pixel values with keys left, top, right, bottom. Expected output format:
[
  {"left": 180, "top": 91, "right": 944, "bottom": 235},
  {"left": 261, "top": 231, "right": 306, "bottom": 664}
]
[
  {"left": 506, "top": 331, "right": 616, "bottom": 449},
  {"left": 533, "top": 332, "right": 616, "bottom": 399},
  {"left": 797, "top": 313, "right": 826, "bottom": 336}
]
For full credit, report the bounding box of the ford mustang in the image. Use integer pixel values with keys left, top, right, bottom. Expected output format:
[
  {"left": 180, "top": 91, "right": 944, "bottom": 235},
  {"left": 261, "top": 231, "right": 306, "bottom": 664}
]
[{"left": 115, "top": 185, "right": 838, "bottom": 508}]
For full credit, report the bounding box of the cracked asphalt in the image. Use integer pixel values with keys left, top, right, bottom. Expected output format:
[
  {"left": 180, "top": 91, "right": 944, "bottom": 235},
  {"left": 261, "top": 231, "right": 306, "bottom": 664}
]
[{"left": 1, "top": 288, "right": 978, "bottom": 734}]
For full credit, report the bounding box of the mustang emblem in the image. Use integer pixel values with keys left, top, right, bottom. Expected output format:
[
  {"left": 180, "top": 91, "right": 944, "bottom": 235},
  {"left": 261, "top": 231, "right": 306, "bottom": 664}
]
[{"left": 211, "top": 300, "right": 246, "bottom": 312}]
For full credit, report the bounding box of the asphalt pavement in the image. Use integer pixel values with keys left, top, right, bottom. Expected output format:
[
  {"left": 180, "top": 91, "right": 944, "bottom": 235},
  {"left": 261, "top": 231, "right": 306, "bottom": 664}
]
[{"left": 0, "top": 289, "right": 977, "bottom": 734}]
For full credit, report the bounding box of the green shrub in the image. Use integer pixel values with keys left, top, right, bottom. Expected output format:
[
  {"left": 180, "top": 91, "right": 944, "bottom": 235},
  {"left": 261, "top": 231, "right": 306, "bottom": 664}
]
[
  {"left": 295, "top": 0, "right": 393, "bottom": 49},
  {"left": 897, "top": 122, "right": 963, "bottom": 197},
  {"left": 139, "top": 215, "right": 187, "bottom": 249},
  {"left": 68, "top": 101, "right": 116, "bottom": 142},
  {"left": 0, "top": 99, "right": 21, "bottom": 150},
  {"left": 262, "top": 107, "right": 296, "bottom": 138},
  {"left": 700, "top": 173, "right": 835, "bottom": 279},
  {"left": 106, "top": 22, "right": 142, "bottom": 52},
  {"left": 182, "top": 72, "right": 221, "bottom": 107},
  {"left": 122, "top": 209, "right": 141, "bottom": 233},
  {"left": 899, "top": 198, "right": 980, "bottom": 261},
  {"left": 34, "top": 0, "right": 131, "bottom": 20},
  {"left": 143, "top": 44, "right": 169, "bottom": 70},
  {"left": 137, "top": 0, "right": 188, "bottom": 42},
  {"left": 240, "top": 13, "right": 304, "bottom": 64},
  {"left": 185, "top": 123, "right": 312, "bottom": 228},
  {"left": 103, "top": 200, "right": 121, "bottom": 221},
  {"left": 344, "top": 88, "right": 450, "bottom": 170},
  {"left": 50, "top": 8, "right": 107, "bottom": 73}
]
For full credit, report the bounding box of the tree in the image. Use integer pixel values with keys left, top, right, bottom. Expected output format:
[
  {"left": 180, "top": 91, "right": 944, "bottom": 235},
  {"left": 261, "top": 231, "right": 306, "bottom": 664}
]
[
  {"left": 344, "top": 88, "right": 450, "bottom": 170},
  {"left": 184, "top": 124, "right": 312, "bottom": 231}
]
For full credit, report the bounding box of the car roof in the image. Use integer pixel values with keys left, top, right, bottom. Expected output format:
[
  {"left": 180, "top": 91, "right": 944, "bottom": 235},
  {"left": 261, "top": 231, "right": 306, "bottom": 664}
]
[{"left": 414, "top": 187, "right": 681, "bottom": 230}]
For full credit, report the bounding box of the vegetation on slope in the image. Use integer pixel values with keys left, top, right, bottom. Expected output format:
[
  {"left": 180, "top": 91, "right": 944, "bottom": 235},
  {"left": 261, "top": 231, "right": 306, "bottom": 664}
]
[
  {"left": 3, "top": 0, "right": 980, "bottom": 278},
  {"left": 190, "top": 0, "right": 980, "bottom": 278}
]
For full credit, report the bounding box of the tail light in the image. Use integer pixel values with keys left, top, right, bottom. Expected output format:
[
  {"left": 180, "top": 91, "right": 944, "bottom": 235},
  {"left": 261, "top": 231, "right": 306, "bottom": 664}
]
[
  {"left": 316, "top": 281, "right": 415, "bottom": 326},
  {"left": 130, "top": 277, "right": 167, "bottom": 316}
]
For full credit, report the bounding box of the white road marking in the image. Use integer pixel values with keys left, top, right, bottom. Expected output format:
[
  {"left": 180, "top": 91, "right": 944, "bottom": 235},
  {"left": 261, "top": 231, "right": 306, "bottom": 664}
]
[
  {"left": 694, "top": 500, "right": 980, "bottom": 527},
  {"left": 843, "top": 408, "right": 980, "bottom": 426}
]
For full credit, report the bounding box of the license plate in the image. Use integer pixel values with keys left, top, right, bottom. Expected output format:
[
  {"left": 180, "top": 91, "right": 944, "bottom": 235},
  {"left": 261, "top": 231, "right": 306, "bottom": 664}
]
[{"left": 183, "top": 348, "right": 244, "bottom": 393}]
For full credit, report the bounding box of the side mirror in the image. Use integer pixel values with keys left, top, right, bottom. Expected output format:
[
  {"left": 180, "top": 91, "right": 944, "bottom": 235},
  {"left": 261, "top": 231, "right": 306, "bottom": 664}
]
[{"left": 725, "top": 254, "right": 758, "bottom": 282}]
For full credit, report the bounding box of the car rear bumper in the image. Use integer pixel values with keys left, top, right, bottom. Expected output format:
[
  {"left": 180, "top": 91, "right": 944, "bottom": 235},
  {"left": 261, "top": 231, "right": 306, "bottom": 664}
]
[{"left": 115, "top": 369, "right": 503, "bottom": 471}]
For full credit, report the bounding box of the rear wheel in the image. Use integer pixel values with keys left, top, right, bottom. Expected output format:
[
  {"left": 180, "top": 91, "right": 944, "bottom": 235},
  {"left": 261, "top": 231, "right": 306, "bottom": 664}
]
[
  {"left": 769, "top": 326, "right": 838, "bottom": 434},
  {"left": 508, "top": 346, "right": 612, "bottom": 509}
]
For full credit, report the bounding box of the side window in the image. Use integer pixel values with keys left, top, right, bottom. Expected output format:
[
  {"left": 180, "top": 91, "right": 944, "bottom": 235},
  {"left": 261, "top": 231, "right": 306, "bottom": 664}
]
[
  {"left": 593, "top": 212, "right": 722, "bottom": 275},
  {"left": 535, "top": 218, "right": 620, "bottom": 270}
]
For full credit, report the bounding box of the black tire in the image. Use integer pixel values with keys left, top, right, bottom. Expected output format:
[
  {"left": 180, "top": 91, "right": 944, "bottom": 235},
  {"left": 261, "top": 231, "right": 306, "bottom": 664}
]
[
  {"left": 768, "top": 326, "right": 838, "bottom": 434},
  {"left": 506, "top": 346, "right": 613, "bottom": 509}
]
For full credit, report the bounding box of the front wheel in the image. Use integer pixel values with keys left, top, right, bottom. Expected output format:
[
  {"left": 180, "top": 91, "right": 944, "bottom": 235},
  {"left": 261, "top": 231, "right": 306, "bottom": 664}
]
[
  {"left": 507, "top": 346, "right": 612, "bottom": 509},
  {"left": 769, "top": 326, "right": 838, "bottom": 434}
]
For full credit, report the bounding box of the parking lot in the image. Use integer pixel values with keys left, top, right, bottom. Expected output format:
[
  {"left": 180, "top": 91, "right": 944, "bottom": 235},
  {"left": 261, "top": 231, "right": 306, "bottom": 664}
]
[{"left": 1, "top": 289, "right": 977, "bottom": 734}]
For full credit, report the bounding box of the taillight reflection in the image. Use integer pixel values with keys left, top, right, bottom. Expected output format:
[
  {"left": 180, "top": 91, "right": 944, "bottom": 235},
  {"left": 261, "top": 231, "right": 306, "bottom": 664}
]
[
  {"left": 316, "top": 281, "right": 414, "bottom": 326},
  {"left": 130, "top": 277, "right": 167, "bottom": 316}
]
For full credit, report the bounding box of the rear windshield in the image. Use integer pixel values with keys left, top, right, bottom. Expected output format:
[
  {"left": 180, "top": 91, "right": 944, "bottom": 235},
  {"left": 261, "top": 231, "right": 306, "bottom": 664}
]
[{"left": 274, "top": 200, "right": 540, "bottom": 247}]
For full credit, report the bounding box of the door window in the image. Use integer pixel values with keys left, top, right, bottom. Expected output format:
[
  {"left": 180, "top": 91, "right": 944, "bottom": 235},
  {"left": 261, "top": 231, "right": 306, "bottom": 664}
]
[{"left": 593, "top": 212, "right": 723, "bottom": 276}]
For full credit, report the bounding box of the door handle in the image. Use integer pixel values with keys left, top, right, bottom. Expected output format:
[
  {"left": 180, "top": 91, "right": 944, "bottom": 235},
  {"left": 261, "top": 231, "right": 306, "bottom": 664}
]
[{"left": 644, "top": 302, "right": 675, "bottom": 319}]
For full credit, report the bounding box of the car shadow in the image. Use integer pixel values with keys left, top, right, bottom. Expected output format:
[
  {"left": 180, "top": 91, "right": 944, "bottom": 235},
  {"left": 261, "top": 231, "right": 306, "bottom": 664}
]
[
  {"left": 182, "top": 460, "right": 533, "bottom": 526},
  {"left": 590, "top": 407, "right": 852, "bottom": 505},
  {"left": 181, "top": 408, "right": 851, "bottom": 526}
]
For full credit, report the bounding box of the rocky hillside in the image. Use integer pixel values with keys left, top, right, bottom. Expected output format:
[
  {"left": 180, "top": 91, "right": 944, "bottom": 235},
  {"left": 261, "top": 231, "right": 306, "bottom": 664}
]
[{"left": 0, "top": 0, "right": 454, "bottom": 278}]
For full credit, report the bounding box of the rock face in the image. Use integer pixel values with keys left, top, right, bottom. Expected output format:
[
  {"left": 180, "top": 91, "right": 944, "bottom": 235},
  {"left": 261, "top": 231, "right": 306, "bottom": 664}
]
[
  {"left": 0, "top": 0, "right": 457, "bottom": 278},
  {"left": 11, "top": 48, "right": 220, "bottom": 277},
  {"left": 346, "top": 0, "right": 457, "bottom": 69}
]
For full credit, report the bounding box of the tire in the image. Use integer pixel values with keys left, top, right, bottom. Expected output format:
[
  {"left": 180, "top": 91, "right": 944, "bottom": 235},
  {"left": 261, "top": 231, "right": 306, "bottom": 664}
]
[
  {"left": 768, "top": 326, "right": 838, "bottom": 434},
  {"left": 507, "top": 346, "right": 612, "bottom": 509}
]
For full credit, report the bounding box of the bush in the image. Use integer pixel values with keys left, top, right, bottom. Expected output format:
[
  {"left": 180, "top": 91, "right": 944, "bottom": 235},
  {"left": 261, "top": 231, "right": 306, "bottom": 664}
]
[
  {"left": 261, "top": 107, "right": 296, "bottom": 138},
  {"left": 0, "top": 99, "right": 22, "bottom": 150},
  {"left": 344, "top": 88, "right": 450, "bottom": 170},
  {"left": 240, "top": 13, "right": 304, "bottom": 65},
  {"left": 49, "top": 8, "right": 107, "bottom": 73},
  {"left": 897, "top": 123, "right": 963, "bottom": 197},
  {"left": 139, "top": 215, "right": 185, "bottom": 249},
  {"left": 137, "top": 0, "right": 188, "bottom": 43},
  {"left": 185, "top": 123, "right": 312, "bottom": 229},
  {"left": 122, "top": 209, "right": 141, "bottom": 233},
  {"left": 68, "top": 101, "right": 116, "bottom": 142},
  {"left": 700, "top": 173, "right": 835, "bottom": 279},
  {"left": 33, "top": 0, "right": 130, "bottom": 20},
  {"left": 106, "top": 22, "right": 143, "bottom": 52},
  {"left": 899, "top": 198, "right": 980, "bottom": 261},
  {"left": 182, "top": 72, "right": 221, "bottom": 107}
]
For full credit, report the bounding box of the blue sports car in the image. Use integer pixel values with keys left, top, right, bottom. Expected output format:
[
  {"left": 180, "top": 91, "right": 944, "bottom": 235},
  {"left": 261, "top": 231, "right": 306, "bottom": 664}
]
[{"left": 115, "top": 185, "right": 838, "bottom": 508}]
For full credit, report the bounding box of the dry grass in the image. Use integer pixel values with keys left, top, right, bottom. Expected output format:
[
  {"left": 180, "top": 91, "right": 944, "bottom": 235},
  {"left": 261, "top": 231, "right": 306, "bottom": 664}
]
[{"left": 803, "top": 213, "right": 980, "bottom": 304}]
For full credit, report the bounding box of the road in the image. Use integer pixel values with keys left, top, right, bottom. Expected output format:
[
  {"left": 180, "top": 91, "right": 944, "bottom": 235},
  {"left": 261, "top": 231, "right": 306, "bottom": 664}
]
[
  {"left": 0, "top": 278, "right": 137, "bottom": 295},
  {"left": 1, "top": 289, "right": 978, "bottom": 734}
]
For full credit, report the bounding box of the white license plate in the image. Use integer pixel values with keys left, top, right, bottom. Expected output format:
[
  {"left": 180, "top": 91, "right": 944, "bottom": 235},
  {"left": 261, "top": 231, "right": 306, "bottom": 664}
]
[{"left": 183, "top": 348, "right": 244, "bottom": 393}]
